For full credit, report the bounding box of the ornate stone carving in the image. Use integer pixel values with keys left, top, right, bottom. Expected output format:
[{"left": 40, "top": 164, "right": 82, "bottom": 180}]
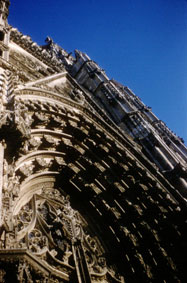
[
  {"left": 0, "top": 110, "right": 12, "bottom": 129},
  {"left": 0, "top": 269, "right": 6, "bottom": 283},
  {"left": 70, "top": 87, "right": 84, "bottom": 103},
  {"left": 18, "top": 162, "right": 34, "bottom": 177},
  {"left": 17, "top": 261, "right": 33, "bottom": 282},
  {"left": 3, "top": 186, "right": 123, "bottom": 282},
  {"left": 29, "top": 136, "right": 42, "bottom": 151},
  {"left": 0, "top": 4, "right": 185, "bottom": 282}
]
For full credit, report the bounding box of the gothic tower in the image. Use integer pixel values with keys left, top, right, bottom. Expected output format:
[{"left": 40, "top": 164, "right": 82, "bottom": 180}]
[{"left": 0, "top": 1, "right": 186, "bottom": 282}]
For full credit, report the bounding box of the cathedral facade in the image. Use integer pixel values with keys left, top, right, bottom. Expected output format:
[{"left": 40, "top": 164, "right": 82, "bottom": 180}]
[{"left": 0, "top": 1, "right": 186, "bottom": 282}]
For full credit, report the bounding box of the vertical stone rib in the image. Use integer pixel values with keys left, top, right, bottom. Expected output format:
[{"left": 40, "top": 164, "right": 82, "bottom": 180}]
[
  {"left": 0, "top": 141, "right": 4, "bottom": 226},
  {"left": 72, "top": 240, "right": 92, "bottom": 283}
]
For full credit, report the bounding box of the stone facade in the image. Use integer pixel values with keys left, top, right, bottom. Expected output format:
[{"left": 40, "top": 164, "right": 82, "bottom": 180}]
[{"left": 0, "top": 1, "right": 186, "bottom": 282}]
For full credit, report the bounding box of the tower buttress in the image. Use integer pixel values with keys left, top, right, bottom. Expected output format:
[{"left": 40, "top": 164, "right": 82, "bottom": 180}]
[{"left": 0, "top": 0, "right": 10, "bottom": 60}]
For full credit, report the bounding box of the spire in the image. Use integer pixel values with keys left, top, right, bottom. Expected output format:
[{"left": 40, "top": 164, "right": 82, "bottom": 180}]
[{"left": 0, "top": 0, "right": 10, "bottom": 26}]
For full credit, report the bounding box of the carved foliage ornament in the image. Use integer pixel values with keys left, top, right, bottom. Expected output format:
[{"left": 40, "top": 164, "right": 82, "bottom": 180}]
[{"left": 0, "top": 186, "right": 123, "bottom": 282}]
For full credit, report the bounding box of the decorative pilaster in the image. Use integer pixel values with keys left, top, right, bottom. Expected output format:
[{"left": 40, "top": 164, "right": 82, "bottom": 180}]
[{"left": 0, "top": 141, "right": 4, "bottom": 226}]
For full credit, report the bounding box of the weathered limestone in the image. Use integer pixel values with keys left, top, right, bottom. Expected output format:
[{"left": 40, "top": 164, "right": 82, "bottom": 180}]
[{"left": 0, "top": 1, "right": 186, "bottom": 282}]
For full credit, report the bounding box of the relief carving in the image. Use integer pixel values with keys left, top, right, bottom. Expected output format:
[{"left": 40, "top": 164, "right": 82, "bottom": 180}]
[
  {"left": 14, "top": 101, "right": 32, "bottom": 138},
  {"left": 0, "top": 269, "right": 6, "bottom": 283},
  {"left": 0, "top": 110, "right": 12, "bottom": 129},
  {"left": 17, "top": 261, "right": 33, "bottom": 283},
  {"left": 1, "top": 186, "right": 124, "bottom": 282},
  {"left": 1, "top": 160, "right": 21, "bottom": 231}
]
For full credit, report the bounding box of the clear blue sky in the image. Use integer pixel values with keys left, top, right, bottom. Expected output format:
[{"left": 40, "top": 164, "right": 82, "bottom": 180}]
[{"left": 8, "top": 0, "right": 187, "bottom": 143}]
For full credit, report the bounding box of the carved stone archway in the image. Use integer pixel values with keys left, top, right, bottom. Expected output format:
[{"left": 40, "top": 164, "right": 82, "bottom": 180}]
[{"left": 0, "top": 85, "right": 186, "bottom": 282}]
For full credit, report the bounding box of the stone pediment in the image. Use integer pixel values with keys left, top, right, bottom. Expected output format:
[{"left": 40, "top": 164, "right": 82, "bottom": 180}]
[
  {"left": 16, "top": 71, "right": 85, "bottom": 104},
  {"left": 23, "top": 71, "right": 67, "bottom": 90}
]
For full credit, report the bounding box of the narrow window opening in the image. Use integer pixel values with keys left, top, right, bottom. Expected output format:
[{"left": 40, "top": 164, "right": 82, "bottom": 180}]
[{"left": 0, "top": 31, "right": 4, "bottom": 41}]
